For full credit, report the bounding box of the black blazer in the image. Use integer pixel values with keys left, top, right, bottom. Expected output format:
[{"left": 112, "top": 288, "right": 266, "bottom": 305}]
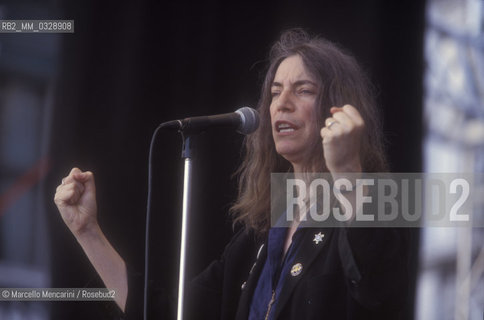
[{"left": 184, "top": 226, "right": 408, "bottom": 319}]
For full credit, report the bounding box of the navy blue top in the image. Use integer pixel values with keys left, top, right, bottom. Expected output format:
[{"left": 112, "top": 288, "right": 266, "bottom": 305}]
[{"left": 248, "top": 227, "right": 303, "bottom": 320}]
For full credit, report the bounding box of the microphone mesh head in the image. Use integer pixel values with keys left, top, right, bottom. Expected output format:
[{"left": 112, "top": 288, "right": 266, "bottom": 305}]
[{"left": 235, "top": 107, "right": 260, "bottom": 134}]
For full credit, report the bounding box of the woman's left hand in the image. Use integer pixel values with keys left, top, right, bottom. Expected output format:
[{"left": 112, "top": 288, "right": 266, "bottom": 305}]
[{"left": 320, "top": 104, "right": 364, "bottom": 174}]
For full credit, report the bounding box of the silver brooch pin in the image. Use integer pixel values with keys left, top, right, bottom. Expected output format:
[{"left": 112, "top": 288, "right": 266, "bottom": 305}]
[{"left": 313, "top": 232, "right": 324, "bottom": 244}]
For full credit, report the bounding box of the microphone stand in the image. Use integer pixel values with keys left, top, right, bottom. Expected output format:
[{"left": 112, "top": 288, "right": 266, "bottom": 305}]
[
  {"left": 177, "top": 132, "right": 193, "bottom": 320},
  {"left": 158, "top": 108, "right": 257, "bottom": 319}
]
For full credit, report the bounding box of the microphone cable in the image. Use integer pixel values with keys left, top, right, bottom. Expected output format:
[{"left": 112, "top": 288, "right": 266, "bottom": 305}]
[{"left": 143, "top": 123, "right": 164, "bottom": 320}]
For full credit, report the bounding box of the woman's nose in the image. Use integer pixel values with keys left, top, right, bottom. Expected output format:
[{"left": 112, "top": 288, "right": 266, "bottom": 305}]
[{"left": 274, "top": 90, "right": 295, "bottom": 112}]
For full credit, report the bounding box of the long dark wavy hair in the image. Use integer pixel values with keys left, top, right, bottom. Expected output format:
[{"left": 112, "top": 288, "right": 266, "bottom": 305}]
[{"left": 230, "top": 29, "right": 388, "bottom": 236}]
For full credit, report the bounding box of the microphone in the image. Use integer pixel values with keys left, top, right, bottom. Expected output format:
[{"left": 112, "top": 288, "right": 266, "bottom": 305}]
[{"left": 160, "top": 107, "right": 259, "bottom": 134}]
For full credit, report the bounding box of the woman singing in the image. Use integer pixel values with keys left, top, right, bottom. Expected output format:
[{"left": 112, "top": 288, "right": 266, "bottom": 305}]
[{"left": 55, "top": 29, "right": 408, "bottom": 319}]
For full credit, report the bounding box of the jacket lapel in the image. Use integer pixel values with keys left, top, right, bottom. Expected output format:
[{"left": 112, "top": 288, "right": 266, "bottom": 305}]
[
  {"left": 235, "top": 242, "right": 268, "bottom": 320},
  {"left": 272, "top": 227, "right": 333, "bottom": 319}
]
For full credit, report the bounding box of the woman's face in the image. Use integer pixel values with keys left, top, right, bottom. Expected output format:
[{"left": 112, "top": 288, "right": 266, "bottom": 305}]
[{"left": 270, "top": 55, "right": 320, "bottom": 170}]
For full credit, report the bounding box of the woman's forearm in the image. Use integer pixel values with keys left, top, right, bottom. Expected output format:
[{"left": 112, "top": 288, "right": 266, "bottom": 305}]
[{"left": 75, "top": 224, "right": 128, "bottom": 312}]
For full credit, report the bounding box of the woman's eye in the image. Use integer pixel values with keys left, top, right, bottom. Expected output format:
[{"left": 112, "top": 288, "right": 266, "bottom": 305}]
[
  {"left": 299, "top": 89, "right": 314, "bottom": 95},
  {"left": 271, "top": 91, "right": 280, "bottom": 97}
]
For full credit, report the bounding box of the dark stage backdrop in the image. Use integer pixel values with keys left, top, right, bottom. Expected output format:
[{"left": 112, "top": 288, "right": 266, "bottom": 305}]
[{"left": 47, "top": 0, "right": 424, "bottom": 318}]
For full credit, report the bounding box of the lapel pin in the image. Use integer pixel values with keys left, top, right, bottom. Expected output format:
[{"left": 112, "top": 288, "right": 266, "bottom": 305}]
[
  {"left": 290, "top": 263, "right": 303, "bottom": 276},
  {"left": 313, "top": 232, "right": 325, "bottom": 245}
]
